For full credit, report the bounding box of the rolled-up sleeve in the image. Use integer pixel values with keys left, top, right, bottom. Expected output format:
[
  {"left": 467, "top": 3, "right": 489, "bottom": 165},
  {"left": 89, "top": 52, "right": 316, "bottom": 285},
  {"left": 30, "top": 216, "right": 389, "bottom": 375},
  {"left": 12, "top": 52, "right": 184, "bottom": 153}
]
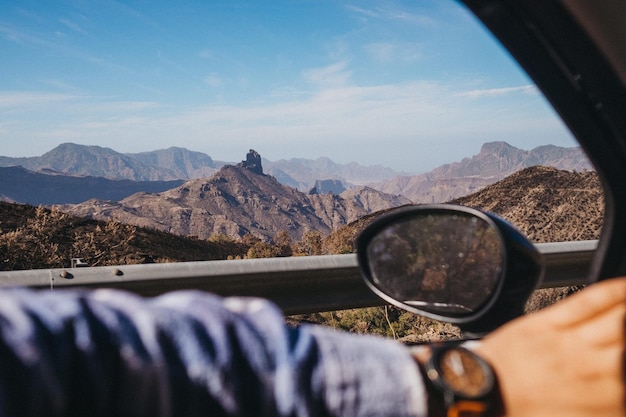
[{"left": 0, "top": 288, "right": 427, "bottom": 417}]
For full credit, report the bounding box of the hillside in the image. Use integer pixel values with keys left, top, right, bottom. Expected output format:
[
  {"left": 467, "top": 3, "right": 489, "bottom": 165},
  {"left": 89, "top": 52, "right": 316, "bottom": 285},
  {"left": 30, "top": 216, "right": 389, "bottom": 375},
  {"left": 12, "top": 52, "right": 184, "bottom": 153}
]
[
  {"left": 451, "top": 166, "right": 603, "bottom": 243},
  {"left": 61, "top": 165, "right": 332, "bottom": 240},
  {"left": 0, "top": 202, "right": 250, "bottom": 271},
  {"left": 322, "top": 166, "right": 603, "bottom": 256},
  {"left": 56, "top": 151, "right": 408, "bottom": 241}
]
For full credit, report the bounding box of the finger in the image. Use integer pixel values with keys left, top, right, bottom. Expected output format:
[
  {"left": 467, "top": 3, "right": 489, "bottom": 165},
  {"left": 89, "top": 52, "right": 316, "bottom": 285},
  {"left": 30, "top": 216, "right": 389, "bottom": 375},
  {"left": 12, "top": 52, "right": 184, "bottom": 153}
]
[{"left": 544, "top": 277, "right": 626, "bottom": 328}]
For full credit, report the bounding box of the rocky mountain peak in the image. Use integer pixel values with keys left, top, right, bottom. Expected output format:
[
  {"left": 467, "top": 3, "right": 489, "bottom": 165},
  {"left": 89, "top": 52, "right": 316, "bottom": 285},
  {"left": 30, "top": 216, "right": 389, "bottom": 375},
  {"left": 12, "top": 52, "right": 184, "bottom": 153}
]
[
  {"left": 478, "top": 141, "right": 517, "bottom": 156},
  {"left": 56, "top": 151, "right": 407, "bottom": 241},
  {"left": 238, "top": 149, "right": 263, "bottom": 175}
]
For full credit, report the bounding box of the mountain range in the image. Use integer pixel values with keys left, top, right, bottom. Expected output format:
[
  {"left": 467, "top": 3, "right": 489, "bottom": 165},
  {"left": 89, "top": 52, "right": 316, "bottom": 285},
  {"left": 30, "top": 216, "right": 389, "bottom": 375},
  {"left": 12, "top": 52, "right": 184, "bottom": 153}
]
[
  {"left": 373, "top": 141, "right": 592, "bottom": 202},
  {"left": 0, "top": 141, "right": 594, "bottom": 240},
  {"left": 0, "top": 141, "right": 591, "bottom": 205},
  {"left": 54, "top": 152, "right": 410, "bottom": 241},
  {"left": 0, "top": 142, "right": 402, "bottom": 191}
]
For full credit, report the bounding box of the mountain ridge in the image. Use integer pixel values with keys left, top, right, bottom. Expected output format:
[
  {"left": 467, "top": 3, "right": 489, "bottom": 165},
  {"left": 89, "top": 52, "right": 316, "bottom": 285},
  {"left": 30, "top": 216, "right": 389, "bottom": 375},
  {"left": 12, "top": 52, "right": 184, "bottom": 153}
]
[
  {"left": 55, "top": 154, "right": 410, "bottom": 241},
  {"left": 0, "top": 166, "right": 184, "bottom": 205},
  {"left": 0, "top": 143, "right": 406, "bottom": 189},
  {"left": 374, "top": 141, "right": 591, "bottom": 202},
  {"left": 0, "top": 141, "right": 592, "bottom": 208},
  {"left": 450, "top": 165, "right": 602, "bottom": 243}
]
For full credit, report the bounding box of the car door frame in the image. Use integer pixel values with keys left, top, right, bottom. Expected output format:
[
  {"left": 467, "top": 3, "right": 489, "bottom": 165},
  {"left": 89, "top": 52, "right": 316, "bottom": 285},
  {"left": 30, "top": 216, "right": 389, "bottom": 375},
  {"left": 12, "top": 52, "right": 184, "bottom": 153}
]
[{"left": 462, "top": 0, "right": 626, "bottom": 282}]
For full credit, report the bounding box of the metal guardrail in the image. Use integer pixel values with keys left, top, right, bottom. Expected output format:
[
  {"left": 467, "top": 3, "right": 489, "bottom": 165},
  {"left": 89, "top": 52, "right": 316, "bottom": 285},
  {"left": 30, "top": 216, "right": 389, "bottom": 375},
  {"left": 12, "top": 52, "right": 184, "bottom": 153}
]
[{"left": 0, "top": 240, "right": 597, "bottom": 315}]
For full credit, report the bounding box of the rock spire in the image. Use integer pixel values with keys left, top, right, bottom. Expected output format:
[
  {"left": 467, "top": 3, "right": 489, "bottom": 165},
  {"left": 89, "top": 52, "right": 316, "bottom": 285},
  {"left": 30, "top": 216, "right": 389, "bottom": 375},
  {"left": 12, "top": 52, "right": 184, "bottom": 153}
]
[{"left": 238, "top": 149, "right": 263, "bottom": 175}]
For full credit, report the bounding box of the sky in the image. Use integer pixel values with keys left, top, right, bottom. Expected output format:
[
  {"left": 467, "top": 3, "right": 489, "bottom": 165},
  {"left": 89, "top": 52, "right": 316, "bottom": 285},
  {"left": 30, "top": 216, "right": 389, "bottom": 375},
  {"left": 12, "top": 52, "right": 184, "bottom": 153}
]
[{"left": 0, "top": 0, "right": 579, "bottom": 173}]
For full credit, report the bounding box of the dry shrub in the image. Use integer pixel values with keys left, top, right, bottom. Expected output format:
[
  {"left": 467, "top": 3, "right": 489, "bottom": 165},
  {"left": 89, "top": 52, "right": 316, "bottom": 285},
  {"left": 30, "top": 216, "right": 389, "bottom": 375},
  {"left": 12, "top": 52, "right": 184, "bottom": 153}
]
[
  {"left": 0, "top": 207, "right": 68, "bottom": 270},
  {"left": 288, "top": 306, "right": 461, "bottom": 342},
  {"left": 72, "top": 220, "right": 138, "bottom": 266}
]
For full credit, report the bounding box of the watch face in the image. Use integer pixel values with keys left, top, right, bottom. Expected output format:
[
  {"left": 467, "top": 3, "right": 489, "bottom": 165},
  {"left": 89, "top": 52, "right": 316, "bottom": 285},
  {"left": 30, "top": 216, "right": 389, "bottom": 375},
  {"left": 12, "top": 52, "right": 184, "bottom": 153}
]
[{"left": 438, "top": 348, "right": 492, "bottom": 398}]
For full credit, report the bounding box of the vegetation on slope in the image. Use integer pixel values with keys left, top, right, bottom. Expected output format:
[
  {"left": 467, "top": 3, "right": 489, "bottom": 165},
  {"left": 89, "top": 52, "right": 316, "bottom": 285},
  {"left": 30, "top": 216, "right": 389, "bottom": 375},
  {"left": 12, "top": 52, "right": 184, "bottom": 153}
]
[{"left": 0, "top": 203, "right": 251, "bottom": 270}]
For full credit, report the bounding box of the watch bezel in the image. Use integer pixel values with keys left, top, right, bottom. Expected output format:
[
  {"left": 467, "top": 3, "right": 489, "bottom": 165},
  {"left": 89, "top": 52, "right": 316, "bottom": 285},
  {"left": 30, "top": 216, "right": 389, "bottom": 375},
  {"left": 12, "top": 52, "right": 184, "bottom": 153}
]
[{"left": 428, "top": 346, "right": 495, "bottom": 400}]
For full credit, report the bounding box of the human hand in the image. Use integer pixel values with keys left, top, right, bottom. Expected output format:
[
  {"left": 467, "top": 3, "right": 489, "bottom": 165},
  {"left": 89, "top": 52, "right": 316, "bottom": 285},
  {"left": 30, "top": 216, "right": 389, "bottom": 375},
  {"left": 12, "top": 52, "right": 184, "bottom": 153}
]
[{"left": 476, "top": 277, "right": 626, "bottom": 417}]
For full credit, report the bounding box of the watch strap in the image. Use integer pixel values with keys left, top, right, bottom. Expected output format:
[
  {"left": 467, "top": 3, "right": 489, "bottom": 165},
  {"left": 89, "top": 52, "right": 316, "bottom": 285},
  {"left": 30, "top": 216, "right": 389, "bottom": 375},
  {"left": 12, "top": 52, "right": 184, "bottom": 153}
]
[
  {"left": 448, "top": 400, "right": 488, "bottom": 417},
  {"left": 411, "top": 344, "right": 504, "bottom": 417},
  {"left": 414, "top": 347, "right": 447, "bottom": 417}
]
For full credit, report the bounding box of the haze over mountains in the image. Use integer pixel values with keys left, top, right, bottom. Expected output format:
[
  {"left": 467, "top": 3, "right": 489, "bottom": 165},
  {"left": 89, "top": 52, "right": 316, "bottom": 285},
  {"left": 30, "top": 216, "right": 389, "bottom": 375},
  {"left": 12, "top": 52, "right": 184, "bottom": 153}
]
[
  {"left": 0, "top": 141, "right": 593, "bottom": 240},
  {"left": 0, "top": 142, "right": 403, "bottom": 191},
  {"left": 0, "top": 141, "right": 591, "bottom": 204}
]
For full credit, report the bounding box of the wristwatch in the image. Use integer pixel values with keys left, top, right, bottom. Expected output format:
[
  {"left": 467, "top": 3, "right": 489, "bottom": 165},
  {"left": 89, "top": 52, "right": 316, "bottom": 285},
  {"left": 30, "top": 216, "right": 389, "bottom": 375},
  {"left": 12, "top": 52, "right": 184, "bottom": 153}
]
[{"left": 413, "top": 344, "right": 503, "bottom": 417}]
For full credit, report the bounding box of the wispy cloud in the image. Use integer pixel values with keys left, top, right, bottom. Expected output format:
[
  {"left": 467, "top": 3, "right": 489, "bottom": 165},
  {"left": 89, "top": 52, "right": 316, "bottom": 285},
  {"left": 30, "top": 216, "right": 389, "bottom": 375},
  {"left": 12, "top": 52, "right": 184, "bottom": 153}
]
[
  {"left": 364, "top": 42, "right": 394, "bottom": 62},
  {"left": 345, "top": 5, "right": 381, "bottom": 19},
  {"left": 58, "top": 18, "right": 87, "bottom": 35},
  {"left": 364, "top": 42, "right": 423, "bottom": 63},
  {"left": 204, "top": 73, "right": 223, "bottom": 88},
  {"left": 0, "top": 91, "right": 160, "bottom": 116},
  {"left": 385, "top": 9, "right": 437, "bottom": 26},
  {"left": 457, "top": 85, "right": 539, "bottom": 98},
  {"left": 345, "top": 5, "right": 435, "bottom": 26},
  {"left": 0, "top": 22, "right": 128, "bottom": 75},
  {"left": 302, "top": 62, "right": 352, "bottom": 87},
  {"left": 0, "top": 23, "right": 43, "bottom": 45},
  {"left": 0, "top": 92, "right": 80, "bottom": 108},
  {"left": 84, "top": 100, "right": 161, "bottom": 113}
]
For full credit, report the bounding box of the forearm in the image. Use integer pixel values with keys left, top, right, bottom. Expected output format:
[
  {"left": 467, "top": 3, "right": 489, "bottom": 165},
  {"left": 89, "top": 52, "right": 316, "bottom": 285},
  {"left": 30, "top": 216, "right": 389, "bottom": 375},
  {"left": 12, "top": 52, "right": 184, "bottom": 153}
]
[{"left": 0, "top": 288, "right": 427, "bottom": 417}]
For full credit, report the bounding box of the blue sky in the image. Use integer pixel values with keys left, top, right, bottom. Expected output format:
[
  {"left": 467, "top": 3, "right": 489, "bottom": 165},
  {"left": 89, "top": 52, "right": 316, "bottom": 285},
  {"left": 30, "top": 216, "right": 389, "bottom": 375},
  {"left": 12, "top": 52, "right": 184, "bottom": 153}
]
[{"left": 0, "top": 0, "right": 578, "bottom": 173}]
